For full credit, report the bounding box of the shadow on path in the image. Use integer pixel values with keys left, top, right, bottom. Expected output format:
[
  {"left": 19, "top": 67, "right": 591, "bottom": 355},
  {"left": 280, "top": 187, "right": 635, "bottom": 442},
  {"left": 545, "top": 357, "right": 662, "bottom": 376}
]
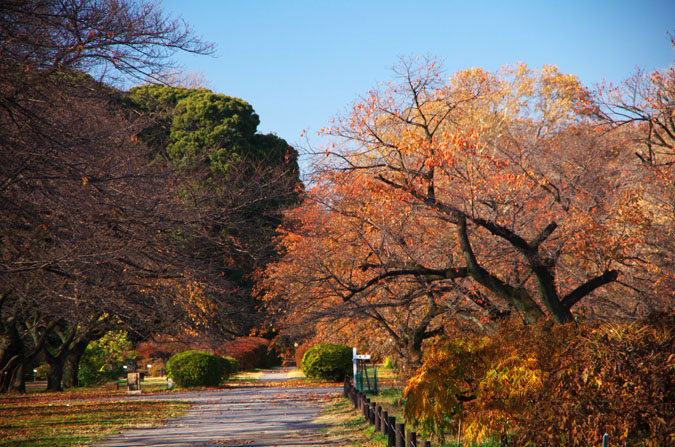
[{"left": 95, "top": 369, "right": 343, "bottom": 447}]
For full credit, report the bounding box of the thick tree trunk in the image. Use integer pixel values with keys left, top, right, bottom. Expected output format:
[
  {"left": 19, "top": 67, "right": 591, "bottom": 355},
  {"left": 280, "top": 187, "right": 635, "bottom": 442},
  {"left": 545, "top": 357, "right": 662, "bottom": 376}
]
[
  {"left": 456, "top": 216, "right": 546, "bottom": 324},
  {"left": 46, "top": 355, "right": 64, "bottom": 391},
  {"left": 48, "top": 322, "right": 106, "bottom": 389},
  {"left": 398, "top": 328, "right": 429, "bottom": 377},
  {"left": 62, "top": 342, "right": 88, "bottom": 388}
]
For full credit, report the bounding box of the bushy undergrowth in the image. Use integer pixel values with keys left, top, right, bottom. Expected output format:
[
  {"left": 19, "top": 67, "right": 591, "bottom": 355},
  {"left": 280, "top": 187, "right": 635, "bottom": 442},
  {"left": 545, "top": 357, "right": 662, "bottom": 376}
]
[
  {"left": 301, "top": 343, "right": 352, "bottom": 381},
  {"left": 216, "top": 337, "right": 278, "bottom": 370},
  {"left": 78, "top": 330, "right": 135, "bottom": 386},
  {"left": 404, "top": 313, "right": 675, "bottom": 446},
  {"left": 166, "top": 350, "right": 236, "bottom": 387}
]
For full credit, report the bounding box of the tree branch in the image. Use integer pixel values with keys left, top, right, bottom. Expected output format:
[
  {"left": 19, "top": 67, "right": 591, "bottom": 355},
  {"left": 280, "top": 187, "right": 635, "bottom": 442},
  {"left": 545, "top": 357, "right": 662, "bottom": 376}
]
[
  {"left": 343, "top": 265, "right": 468, "bottom": 301},
  {"left": 561, "top": 270, "right": 619, "bottom": 310}
]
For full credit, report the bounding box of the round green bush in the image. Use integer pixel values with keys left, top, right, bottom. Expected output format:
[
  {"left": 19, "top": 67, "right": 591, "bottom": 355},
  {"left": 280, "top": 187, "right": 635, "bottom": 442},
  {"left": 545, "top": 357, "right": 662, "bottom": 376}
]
[
  {"left": 166, "top": 350, "right": 232, "bottom": 387},
  {"left": 301, "top": 343, "right": 352, "bottom": 381},
  {"left": 220, "top": 355, "right": 239, "bottom": 377}
]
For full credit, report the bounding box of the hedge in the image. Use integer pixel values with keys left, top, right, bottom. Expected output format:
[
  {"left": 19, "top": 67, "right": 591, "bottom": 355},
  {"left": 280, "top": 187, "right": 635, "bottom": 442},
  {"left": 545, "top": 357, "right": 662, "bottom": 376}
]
[
  {"left": 166, "top": 350, "right": 236, "bottom": 387},
  {"left": 301, "top": 343, "right": 352, "bottom": 381}
]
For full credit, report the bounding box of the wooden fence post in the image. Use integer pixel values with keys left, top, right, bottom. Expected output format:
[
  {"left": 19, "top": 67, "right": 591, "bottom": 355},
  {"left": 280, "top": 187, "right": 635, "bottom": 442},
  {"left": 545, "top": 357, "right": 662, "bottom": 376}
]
[
  {"left": 395, "top": 422, "right": 405, "bottom": 447},
  {"left": 406, "top": 430, "right": 417, "bottom": 447},
  {"left": 345, "top": 386, "right": 430, "bottom": 447},
  {"left": 387, "top": 416, "right": 396, "bottom": 447}
]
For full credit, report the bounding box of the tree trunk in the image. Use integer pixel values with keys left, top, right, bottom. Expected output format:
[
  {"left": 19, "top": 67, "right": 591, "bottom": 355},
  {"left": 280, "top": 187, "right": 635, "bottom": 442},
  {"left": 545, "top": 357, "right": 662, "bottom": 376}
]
[
  {"left": 10, "top": 362, "right": 26, "bottom": 393},
  {"left": 406, "top": 341, "right": 423, "bottom": 368},
  {"left": 0, "top": 355, "right": 20, "bottom": 393},
  {"left": 46, "top": 355, "right": 64, "bottom": 391},
  {"left": 394, "top": 334, "right": 425, "bottom": 379},
  {"left": 62, "top": 341, "right": 88, "bottom": 388},
  {"left": 456, "top": 216, "right": 546, "bottom": 324}
]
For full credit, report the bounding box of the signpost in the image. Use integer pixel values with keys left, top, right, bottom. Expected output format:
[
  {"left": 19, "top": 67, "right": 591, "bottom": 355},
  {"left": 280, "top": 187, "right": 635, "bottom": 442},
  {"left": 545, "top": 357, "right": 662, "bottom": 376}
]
[{"left": 353, "top": 348, "right": 378, "bottom": 393}]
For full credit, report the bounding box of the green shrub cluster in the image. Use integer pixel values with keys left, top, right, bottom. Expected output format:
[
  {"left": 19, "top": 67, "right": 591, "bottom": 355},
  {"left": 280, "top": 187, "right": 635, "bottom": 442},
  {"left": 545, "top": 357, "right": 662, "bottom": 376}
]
[
  {"left": 301, "top": 343, "right": 352, "bottom": 381},
  {"left": 166, "top": 350, "right": 237, "bottom": 387}
]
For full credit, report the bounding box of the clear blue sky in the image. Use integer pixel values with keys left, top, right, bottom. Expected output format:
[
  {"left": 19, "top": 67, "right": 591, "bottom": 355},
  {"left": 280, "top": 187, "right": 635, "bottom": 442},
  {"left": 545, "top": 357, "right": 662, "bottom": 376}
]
[{"left": 159, "top": 0, "right": 674, "bottom": 173}]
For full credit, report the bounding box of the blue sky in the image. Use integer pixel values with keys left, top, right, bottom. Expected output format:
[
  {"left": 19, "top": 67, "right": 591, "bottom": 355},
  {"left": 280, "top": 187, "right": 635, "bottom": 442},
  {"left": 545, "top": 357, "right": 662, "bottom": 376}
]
[{"left": 159, "top": 0, "right": 674, "bottom": 173}]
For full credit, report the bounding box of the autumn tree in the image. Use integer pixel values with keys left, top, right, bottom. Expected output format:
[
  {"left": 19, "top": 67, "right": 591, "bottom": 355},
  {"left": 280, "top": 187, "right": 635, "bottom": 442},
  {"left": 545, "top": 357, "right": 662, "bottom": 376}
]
[
  {"left": 0, "top": 0, "right": 216, "bottom": 392},
  {"left": 261, "top": 177, "right": 484, "bottom": 369},
  {"left": 596, "top": 33, "right": 675, "bottom": 309},
  {"left": 261, "top": 59, "right": 660, "bottom": 369},
  {"left": 597, "top": 32, "right": 675, "bottom": 166}
]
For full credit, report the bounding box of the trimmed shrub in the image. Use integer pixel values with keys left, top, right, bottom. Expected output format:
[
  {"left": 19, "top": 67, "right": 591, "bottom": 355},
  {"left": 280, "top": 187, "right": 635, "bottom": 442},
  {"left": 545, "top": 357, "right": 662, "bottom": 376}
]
[
  {"left": 166, "top": 350, "right": 231, "bottom": 387},
  {"left": 220, "top": 355, "right": 239, "bottom": 377},
  {"left": 301, "top": 343, "right": 352, "bottom": 381}
]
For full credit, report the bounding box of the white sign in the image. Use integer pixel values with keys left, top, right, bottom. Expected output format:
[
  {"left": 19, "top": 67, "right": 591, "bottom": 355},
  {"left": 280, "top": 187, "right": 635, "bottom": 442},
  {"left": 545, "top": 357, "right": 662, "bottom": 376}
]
[{"left": 354, "top": 354, "right": 371, "bottom": 360}]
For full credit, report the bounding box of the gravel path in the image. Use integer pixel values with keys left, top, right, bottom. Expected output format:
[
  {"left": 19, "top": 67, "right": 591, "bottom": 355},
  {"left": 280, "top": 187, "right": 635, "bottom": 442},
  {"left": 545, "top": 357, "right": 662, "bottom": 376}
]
[{"left": 95, "top": 371, "right": 343, "bottom": 447}]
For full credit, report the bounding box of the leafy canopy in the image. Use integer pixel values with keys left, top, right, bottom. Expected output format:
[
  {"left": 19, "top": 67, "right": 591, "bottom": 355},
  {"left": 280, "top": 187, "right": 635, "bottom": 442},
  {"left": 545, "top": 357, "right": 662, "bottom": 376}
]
[{"left": 129, "top": 85, "right": 297, "bottom": 176}]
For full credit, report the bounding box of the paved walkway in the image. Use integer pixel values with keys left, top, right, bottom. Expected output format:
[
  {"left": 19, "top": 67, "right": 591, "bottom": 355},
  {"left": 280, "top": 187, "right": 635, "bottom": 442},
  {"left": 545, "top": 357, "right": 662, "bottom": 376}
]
[{"left": 96, "top": 370, "right": 342, "bottom": 447}]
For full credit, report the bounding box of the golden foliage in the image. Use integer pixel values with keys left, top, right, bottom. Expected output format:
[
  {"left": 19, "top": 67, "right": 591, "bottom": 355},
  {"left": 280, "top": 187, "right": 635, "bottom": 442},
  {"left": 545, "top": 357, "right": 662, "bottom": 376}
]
[{"left": 403, "top": 314, "right": 675, "bottom": 445}]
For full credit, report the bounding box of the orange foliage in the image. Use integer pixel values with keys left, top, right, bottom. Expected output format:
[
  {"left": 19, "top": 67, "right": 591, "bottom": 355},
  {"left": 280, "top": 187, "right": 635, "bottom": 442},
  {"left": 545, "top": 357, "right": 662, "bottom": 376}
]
[
  {"left": 596, "top": 40, "right": 675, "bottom": 311},
  {"left": 260, "top": 59, "right": 668, "bottom": 369},
  {"left": 216, "top": 337, "right": 274, "bottom": 371}
]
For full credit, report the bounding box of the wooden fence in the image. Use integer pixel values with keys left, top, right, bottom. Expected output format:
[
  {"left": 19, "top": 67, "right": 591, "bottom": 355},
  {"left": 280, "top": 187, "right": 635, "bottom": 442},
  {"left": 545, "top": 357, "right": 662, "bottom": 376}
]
[{"left": 344, "top": 378, "right": 432, "bottom": 447}]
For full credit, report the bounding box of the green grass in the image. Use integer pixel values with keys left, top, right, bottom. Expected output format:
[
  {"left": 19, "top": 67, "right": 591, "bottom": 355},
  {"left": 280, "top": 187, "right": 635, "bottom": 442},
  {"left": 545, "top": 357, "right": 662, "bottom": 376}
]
[
  {"left": 0, "top": 392, "right": 190, "bottom": 446},
  {"left": 316, "top": 396, "right": 388, "bottom": 447}
]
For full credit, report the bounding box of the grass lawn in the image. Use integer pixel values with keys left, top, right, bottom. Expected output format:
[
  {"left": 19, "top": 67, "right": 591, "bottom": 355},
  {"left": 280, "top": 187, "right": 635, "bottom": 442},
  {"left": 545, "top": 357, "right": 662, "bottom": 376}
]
[
  {"left": 316, "top": 395, "right": 389, "bottom": 447},
  {"left": 0, "top": 390, "right": 190, "bottom": 447}
]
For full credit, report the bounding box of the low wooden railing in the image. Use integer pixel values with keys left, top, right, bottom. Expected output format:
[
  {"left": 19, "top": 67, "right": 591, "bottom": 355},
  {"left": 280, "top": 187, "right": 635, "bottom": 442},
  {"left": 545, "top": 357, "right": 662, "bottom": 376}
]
[{"left": 344, "top": 378, "right": 431, "bottom": 447}]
